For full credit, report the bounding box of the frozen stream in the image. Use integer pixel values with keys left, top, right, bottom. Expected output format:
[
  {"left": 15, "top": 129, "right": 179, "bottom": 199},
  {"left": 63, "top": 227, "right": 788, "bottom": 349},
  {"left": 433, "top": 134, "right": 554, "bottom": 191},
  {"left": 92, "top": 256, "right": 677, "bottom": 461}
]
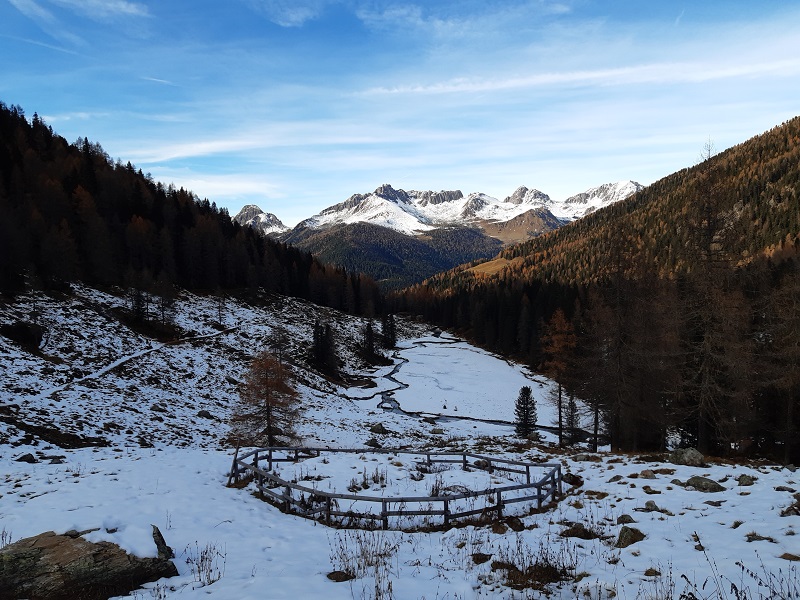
[{"left": 368, "top": 334, "right": 558, "bottom": 429}]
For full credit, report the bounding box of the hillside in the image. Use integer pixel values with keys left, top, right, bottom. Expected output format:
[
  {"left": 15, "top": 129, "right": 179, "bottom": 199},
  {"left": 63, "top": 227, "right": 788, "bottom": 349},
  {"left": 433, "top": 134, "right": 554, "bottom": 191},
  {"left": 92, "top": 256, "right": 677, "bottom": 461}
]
[
  {"left": 2, "top": 286, "right": 799, "bottom": 599},
  {"left": 282, "top": 221, "right": 503, "bottom": 289},
  {"left": 397, "top": 118, "right": 800, "bottom": 460},
  {"left": 459, "top": 121, "right": 800, "bottom": 286},
  {"left": 0, "top": 102, "right": 379, "bottom": 315}
]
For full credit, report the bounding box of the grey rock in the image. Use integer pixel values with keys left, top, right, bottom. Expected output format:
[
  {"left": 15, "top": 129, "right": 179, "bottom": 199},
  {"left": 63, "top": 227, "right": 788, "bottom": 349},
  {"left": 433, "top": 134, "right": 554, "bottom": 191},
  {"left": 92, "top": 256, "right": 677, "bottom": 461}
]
[
  {"left": 197, "top": 410, "right": 214, "bottom": 420},
  {"left": 669, "top": 448, "right": 704, "bottom": 467},
  {"left": 365, "top": 437, "right": 382, "bottom": 448},
  {"left": 573, "top": 453, "right": 602, "bottom": 462},
  {"left": 686, "top": 476, "right": 725, "bottom": 493},
  {"left": 151, "top": 525, "right": 174, "bottom": 560},
  {"left": 640, "top": 469, "right": 657, "bottom": 479},
  {"left": 15, "top": 453, "right": 37, "bottom": 464},
  {"left": 736, "top": 474, "right": 756, "bottom": 487}
]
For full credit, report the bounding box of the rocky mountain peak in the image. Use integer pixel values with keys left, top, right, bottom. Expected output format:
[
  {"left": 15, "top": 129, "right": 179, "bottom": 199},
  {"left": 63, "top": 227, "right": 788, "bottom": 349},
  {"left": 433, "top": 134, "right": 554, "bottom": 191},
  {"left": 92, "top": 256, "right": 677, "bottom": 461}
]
[
  {"left": 414, "top": 189, "right": 464, "bottom": 207},
  {"left": 503, "top": 186, "right": 551, "bottom": 206},
  {"left": 374, "top": 184, "right": 411, "bottom": 204},
  {"left": 232, "top": 205, "right": 288, "bottom": 236}
]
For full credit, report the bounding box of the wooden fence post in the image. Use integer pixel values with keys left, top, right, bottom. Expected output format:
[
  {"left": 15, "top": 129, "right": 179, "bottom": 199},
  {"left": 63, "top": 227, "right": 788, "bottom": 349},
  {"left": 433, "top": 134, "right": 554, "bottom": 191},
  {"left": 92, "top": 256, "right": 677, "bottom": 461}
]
[
  {"left": 443, "top": 499, "right": 450, "bottom": 526},
  {"left": 496, "top": 490, "right": 502, "bottom": 518},
  {"left": 226, "top": 445, "right": 240, "bottom": 487},
  {"left": 326, "top": 497, "right": 332, "bottom": 526},
  {"left": 381, "top": 500, "right": 388, "bottom": 530}
]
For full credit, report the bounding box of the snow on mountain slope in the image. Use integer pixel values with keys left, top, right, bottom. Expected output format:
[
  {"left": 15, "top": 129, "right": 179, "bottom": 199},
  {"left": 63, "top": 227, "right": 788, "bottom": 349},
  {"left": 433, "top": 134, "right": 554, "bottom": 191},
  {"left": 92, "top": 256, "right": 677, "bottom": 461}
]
[
  {"left": 233, "top": 204, "right": 289, "bottom": 235},
  {"left": 555, "top": 180, "right": 644, "bottom": 220},
  {"left": 291, "top": 181, "right": 641, "bottom": 237}
]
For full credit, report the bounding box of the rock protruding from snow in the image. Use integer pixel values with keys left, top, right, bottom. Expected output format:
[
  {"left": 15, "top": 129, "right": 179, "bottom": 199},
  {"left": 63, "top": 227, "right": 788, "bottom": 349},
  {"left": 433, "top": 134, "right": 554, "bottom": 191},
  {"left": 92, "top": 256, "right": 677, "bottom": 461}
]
[
  {"left": 233, "top": 205, "right": 289, "bottom": 236},
  {"left": 415, "top": 189, "right": 464, "bottom": 206},
  {"left": 0, "top": 530, "right": 178, "bottom": 600},
  {"left": 615, "top": 526, "right": 646, "bottom": 548},
  {"left": 669, "top": 447, "right": 705, "bottom": 467},
  {"left": 502, "top": 186, "right": 551, "bottom": 206}
]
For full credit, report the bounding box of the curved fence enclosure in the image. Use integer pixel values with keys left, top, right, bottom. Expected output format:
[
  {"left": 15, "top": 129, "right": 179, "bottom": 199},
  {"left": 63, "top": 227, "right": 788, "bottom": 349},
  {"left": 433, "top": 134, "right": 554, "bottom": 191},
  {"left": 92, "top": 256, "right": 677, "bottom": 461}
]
[{"left": 228, "top": 447, "right": 562, "bottom": 530}]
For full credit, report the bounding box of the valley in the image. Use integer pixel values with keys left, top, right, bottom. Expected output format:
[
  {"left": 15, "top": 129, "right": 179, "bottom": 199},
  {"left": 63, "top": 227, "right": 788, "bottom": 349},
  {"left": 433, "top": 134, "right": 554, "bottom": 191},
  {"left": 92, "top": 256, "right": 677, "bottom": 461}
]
[{"left": 2, "top": 288, "right": 799, "bottom": 599}]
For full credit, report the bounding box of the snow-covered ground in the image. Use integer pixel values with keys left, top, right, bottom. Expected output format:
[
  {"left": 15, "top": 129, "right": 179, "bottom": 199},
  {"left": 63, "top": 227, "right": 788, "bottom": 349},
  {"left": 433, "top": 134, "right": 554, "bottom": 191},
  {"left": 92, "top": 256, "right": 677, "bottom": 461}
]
[{"left": 2, "top": 287, "right": 799, "bottom": 599}]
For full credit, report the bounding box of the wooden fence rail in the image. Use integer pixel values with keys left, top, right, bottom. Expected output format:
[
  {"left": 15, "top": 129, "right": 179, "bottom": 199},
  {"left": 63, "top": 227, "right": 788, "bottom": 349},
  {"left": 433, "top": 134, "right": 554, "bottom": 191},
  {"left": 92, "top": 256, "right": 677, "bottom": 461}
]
[{"left": 228, "top": 447, "right": 562, "bottom": 530}]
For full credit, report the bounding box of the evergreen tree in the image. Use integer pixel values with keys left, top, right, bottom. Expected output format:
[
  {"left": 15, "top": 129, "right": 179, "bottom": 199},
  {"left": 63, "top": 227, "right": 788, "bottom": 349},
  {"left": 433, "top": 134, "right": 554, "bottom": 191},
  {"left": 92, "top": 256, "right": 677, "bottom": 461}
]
[
  {"left": 362, "top": 319, "right": 376, "bottom": 357},
  {"left": 514, "top": 385, "right": 537, "bottom": 438},
  {"left": 311, "top": 320, "right": 338, "bottom": 373},
  {"left": 565, "top": 395, "right": 579, "bottom": 445},
  {"left": 381, "top": 313, "right": 397, "bottom": 349}
]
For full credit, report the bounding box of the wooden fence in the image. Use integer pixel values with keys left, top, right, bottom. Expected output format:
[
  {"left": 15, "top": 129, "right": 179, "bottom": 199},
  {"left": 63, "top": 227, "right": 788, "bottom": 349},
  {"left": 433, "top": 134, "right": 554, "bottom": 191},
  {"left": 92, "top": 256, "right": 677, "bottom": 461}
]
[{"left": 228, "top": 447, "right": 562, "bottom": 530}]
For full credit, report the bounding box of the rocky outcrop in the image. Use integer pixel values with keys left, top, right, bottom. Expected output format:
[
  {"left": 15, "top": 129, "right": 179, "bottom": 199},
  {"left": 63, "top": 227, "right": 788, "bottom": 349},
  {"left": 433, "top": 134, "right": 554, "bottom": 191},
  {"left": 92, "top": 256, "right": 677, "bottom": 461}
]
[{"left": 0, "top": 528, "right": 178, "bottom": 600}]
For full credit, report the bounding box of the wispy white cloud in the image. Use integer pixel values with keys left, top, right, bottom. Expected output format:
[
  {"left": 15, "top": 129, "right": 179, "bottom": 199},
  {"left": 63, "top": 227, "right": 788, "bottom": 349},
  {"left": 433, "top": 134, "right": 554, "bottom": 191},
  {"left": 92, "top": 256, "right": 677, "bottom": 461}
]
[
  {"left": 362, "top": 57, "right": 800, "bottom": 95},
  {"left": 140, "top": 76, "right": 177, "bottom": 86},
  {"left": 50, "top": 0, "right": 149, "bottom": 19},
  {"left": 7, "top": 0, "right": 84, "bottom": 44},
  {"left": 244, "top": 0, "right": 335, "bottom": 27},
  {"left": 8, "top": 0, "right": 56, "bottom": 24},
  {"left": 0, "top": 33, "right": 79, "bottom": 54}
]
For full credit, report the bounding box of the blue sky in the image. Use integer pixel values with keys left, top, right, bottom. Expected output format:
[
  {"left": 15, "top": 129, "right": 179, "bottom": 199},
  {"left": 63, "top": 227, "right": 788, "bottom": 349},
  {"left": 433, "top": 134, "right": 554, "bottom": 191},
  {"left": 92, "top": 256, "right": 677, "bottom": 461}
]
[{"left": 2, "top": 1, "right": 799, "bottom": 226}]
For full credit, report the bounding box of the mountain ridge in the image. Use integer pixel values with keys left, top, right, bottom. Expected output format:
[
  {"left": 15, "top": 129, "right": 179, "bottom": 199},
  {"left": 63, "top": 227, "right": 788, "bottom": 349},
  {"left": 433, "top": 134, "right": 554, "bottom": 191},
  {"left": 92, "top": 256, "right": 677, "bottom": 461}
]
[
  {"left": 233, "top": 180, "right": 642, "bottom": 289},
  {"left": 235, "top": 180, "right": 643, "bottom": 239}
]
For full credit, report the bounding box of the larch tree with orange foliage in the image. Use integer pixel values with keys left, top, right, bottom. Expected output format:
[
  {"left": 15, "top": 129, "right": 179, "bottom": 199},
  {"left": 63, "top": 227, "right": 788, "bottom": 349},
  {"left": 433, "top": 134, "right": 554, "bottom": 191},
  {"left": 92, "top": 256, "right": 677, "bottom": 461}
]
[{"left": 230, "top": 351, "right": 300, "bottom": 447}]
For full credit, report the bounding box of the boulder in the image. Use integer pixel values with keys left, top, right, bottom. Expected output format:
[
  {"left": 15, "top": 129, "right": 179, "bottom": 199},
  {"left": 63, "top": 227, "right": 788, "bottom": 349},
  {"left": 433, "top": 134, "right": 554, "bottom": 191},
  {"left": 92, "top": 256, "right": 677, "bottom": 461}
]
[
  {"left": 505, "top": 516, "right": 525, "bottom": 532},
  {"left": 686, "top": 476, "right": 725, "bottom": 493},
  {"left": 669, "top": 448, "right": 704, "bottom": 467},
  {"left": 573, "top": 453, "right": 602, "bottom": 462},
  {"left": 0, "top": 528, "right": 178, "bottom": 600},
  {"left": 15, "top": 453, "right": 37, "bottom": 464},
  {"left": 617, "top": 514, "right": 636, "bottom": 525},
  {"left": 196, "top": 410, "right": 214, "bottom": 420},
  {"left": 615, "top": 526, "right": 645, "bottom": 548},
  {"left": 560, "top": 522, "right": 599, "bottom": 540},
  {"left": 369, "top": 423, "right": 389, "bottom": 435},
  {"left": 562, "top": 472, "right": 584, "bottom": 487},
  {"left": 736, "top": 474, "right": 756, "bottom": 487}
]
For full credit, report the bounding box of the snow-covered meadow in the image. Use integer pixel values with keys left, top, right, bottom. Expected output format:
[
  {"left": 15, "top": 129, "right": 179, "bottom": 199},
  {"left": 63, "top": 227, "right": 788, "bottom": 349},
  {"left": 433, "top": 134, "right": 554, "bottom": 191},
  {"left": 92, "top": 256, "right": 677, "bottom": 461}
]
[{"left": 2, "top": 287, "right": 799, "bottom": 599}]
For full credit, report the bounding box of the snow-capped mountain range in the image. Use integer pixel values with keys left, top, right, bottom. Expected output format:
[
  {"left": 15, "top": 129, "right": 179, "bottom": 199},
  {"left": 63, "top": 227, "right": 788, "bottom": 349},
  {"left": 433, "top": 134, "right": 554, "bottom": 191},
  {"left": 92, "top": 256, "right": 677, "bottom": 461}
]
[{"left": 235, "top": 180, "right": 643, "bottom": 239}]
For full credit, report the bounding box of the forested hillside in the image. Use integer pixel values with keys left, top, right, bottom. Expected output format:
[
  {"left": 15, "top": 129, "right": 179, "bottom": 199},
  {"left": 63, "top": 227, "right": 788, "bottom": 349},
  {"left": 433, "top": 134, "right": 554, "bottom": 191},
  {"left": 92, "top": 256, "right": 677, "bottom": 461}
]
[
  {"left": 0, "top": 102, "right": 381, "bottom": 314},
  {"left": 396, "top": 118, "right": 800, "bottom": 461},
  {"left": 282, "top": 222, "right": 503, "bottom": 289}
]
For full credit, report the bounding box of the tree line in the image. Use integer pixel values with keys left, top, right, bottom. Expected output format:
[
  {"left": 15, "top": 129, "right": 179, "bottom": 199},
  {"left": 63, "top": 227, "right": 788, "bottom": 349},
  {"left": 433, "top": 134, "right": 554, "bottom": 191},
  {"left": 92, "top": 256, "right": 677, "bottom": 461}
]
[
  {"left": 396, "top": 131, "right": 800, "bottom": 462},
  {"left": 0, "top": 102, "right": 382, "bottom": 317}
]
